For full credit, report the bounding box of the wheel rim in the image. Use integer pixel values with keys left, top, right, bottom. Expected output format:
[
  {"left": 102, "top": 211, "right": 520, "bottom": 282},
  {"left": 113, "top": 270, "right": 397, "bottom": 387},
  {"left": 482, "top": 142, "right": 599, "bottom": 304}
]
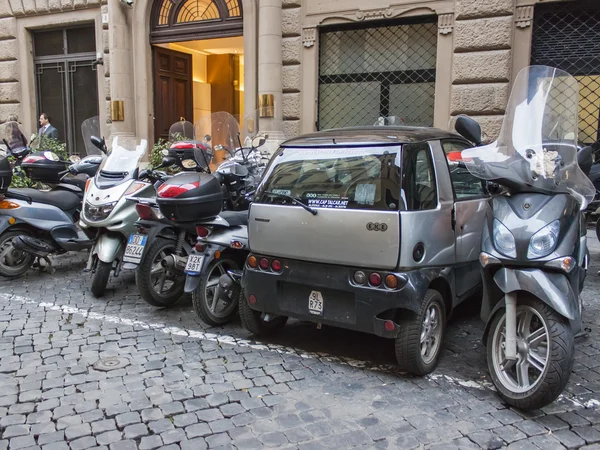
[
  {"left": 491, "top": 305, "right": 550, "bottom": 394},
  {"left": 0, "top": 235, "right": 31, "bottom": 274},
  {"left": 150, "top": 246, "right": 183, "bottom": 297},
  {"left": 420, "top": 302, "right": 442, "bottom": 365},
  {"left": 204, "top": 260, "right": 237, "bottom": 319}
]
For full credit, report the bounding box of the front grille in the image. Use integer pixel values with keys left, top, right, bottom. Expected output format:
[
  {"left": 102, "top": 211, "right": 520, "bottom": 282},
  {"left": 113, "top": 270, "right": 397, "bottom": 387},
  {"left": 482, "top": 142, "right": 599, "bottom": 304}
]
[{"left": 99, "top": 170, "right": 127, "bottom": 179}]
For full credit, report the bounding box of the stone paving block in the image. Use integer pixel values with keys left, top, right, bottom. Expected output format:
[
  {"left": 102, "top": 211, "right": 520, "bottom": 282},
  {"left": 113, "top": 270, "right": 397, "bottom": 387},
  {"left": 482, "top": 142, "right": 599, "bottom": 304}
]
[
  {"left": 37, "top": 431, "right": 64, "bottom": 445},
  {"left": 574, "top": 426, "right": 600, "bottom": 444},
  {"left": 180, "top": 438, "right": 207, "bottom": 450},
  {"left": 64, "top": 423, "right": 91, "bottom": 441},
  {"left": 160, "top": 428, "right": 186, "bottom": 445},
  {"left": 3, "top": 424, "right": 30, "bottom": 438},
  {"left": 69, "top": 436, "right": 98, "bottom": 450},
  {"left": 139, "top": 435, "right": 163, "bottom": 450},
  {"left": 108, "top": 440, "right": 137, "bottom": 450},
  {"left": 553, "top": 429, "right": 587, "bottom": 449},
  {"left": 185, "top": 423, "right": 211, "bottom": 439},
  {"left": 148, "top": 419, "right": 174, "bottom": 434},
  {"left": 205, "top": 432, "right": 231, "bottom": 447},
  {"left": 95, "top": 431, "right": 123, "bottom": 446},
  {"left": 8, "top": 435, "right": 36, "bottom": 449},
  {"left": 115, "top": 412, "right": 140, "bottom": 428},
  {"left": 195, "top": 409, "right": 223, "bottom": 423},
  {"left": 91, "top": 420, "right": 116, "bottom": 436}
]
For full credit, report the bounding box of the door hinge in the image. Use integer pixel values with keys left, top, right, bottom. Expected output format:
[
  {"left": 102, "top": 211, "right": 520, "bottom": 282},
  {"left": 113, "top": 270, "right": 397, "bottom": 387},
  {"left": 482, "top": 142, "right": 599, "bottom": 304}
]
[{"left": 451, "top": 207, "right": 457, "bottom": 231}]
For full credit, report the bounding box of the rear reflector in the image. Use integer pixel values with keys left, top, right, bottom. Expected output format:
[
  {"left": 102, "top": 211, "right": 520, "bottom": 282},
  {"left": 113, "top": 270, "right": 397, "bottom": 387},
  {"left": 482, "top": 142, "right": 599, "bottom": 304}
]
[
  {"left": 259, "top": 258, "right": 269, "bottom": 270},
  {"left": 157, "top": 181, "right": 199, "bottom": 198},
  {"left": 247, "top": 256, "right": 258, "bottom": 268},
  {"left": 384, "top": 275, "right": 398, "bottom": 289},
  {"left": 194, "top": 243, "right": 205, "bottom": 252},
  {"left": 135, "top": 204, "right": 155, "bottom": 220},
  {"left": 271, "top": 260, "right": 282, "bottom": 272},
  {"left": 248, "top": 295, "right": 257, "bottom": 305},
  {"left": 195, "top": 226, "right": 210, "bottom": 238},
  {"left": 369, "top": 273, "right": 382, "bottom": 286},
  {"left": 384, "top": 320, "right": 395, "bottom": 332}
]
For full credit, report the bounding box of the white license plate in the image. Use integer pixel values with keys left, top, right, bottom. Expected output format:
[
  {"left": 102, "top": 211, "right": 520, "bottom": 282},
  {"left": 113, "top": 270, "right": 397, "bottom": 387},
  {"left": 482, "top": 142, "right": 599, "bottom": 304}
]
[
  {"left": 308, "top": 290, "right": 324, "bottom": 316},
  {"left": 123, "top": 234, "right": 147, "bottom": 264},
  {"left": 185, "top": 255, "right": 205, "bottom": 275}
]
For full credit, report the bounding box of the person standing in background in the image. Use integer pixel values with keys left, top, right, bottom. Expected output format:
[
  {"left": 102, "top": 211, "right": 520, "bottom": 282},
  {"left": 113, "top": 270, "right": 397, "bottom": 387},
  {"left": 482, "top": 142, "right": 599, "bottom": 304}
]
[
  {"left": 39, "top": 113, "right": 58, "bottom": 140},
  {"left": 5, "top": 114, "right": 28, "bottom": 152}
]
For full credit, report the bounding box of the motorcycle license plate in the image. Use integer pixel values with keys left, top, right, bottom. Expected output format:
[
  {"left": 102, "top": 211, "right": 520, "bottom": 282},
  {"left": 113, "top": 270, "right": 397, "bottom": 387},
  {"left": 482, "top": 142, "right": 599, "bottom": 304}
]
[
  {"left": 308, "top": 290, "right": 324, "bottom": 316},
  {"left": 123, "top": 234, "right": 147, "bottom": 264},
  {"left": 185, "top": 255, "right": 205, "bottom": 275}
]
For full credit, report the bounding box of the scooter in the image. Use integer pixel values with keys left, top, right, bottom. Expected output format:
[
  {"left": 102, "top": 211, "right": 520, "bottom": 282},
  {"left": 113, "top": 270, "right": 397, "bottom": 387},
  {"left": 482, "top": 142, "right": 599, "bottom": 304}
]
[
  {"left": 80, "top": 136, "right": 163, "bottom": 298},
  {"left": 455, "top": 65, "right": 595, "bottom": 410}
]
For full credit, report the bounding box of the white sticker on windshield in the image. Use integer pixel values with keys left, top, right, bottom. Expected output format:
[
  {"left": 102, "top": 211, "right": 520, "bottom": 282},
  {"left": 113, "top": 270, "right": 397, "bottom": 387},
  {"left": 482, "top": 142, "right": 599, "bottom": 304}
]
[
  {"left": 271, "top": 189, "right": 292, "bottom": 196},
  {"left": 355, "top": 184, "right": 376, "bottom": 205},
  {"left": 307, "top": 199, "right": 349, "bottom": 209}
]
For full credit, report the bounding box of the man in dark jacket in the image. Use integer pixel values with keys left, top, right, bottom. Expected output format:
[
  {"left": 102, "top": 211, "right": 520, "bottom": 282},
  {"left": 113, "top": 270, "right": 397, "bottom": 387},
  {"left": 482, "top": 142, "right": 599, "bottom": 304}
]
[{"left": 38, "top": 113, "right": 58, "bottom": 140}]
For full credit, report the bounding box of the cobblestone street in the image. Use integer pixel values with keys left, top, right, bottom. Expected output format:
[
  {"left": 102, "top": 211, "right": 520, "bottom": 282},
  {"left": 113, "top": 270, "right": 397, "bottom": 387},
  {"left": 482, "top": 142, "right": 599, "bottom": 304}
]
[{"left": 1, "top": 237, "right": 600, "bottom": 449}]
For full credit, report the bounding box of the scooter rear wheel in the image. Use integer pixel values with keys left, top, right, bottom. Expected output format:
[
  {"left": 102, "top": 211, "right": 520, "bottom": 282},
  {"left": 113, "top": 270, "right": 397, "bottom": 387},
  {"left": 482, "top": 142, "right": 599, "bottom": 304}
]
[
  {"left": 136, "top": 237, "right": 187, "bottom": 307},
  {"left": 91, "top": 261, "right": 112, "bottom": 298},
  {"left": 193, "top": 258, "right": 239, "bottom": 326},
  {"left": 487, "top": 296, "right": 574, "bottom": 410},
  {"left": 0, "top": 231, "right": 34, "bottom": 278}
]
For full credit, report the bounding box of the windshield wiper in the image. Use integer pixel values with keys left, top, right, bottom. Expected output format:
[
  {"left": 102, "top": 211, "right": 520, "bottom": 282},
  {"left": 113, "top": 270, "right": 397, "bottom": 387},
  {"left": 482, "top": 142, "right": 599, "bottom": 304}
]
[{"left": 263, "top": 191, "right": 318, "bottom": 215}]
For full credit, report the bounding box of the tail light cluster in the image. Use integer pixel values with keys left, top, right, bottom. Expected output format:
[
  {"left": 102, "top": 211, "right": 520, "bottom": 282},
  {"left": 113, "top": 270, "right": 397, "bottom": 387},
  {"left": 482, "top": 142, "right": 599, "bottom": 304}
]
[
  {"left": 352, "top": 270, "right": 400, "bottom": 290},
  {"left": 247, "top": 255, "right": 282, "bottom": 273}
]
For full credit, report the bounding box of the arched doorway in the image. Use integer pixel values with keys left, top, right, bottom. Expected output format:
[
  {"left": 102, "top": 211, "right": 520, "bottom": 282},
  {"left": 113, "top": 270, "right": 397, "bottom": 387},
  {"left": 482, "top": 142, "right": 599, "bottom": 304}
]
[{"left": 149, "top": 0, "right": 244, "bottom": 141}]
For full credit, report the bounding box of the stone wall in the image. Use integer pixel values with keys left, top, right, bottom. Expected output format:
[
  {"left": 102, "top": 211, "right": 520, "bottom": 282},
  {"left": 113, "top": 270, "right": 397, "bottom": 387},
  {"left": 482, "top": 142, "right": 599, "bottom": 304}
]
[
  {"left": 0, "top": 0, "right": 105, "bottom": 123},
  {"left": 451, "top": 0, "right": 515, "bottom": 140},
  {"left": 281, "top": 0, "right": 302, "bottom": 137}
]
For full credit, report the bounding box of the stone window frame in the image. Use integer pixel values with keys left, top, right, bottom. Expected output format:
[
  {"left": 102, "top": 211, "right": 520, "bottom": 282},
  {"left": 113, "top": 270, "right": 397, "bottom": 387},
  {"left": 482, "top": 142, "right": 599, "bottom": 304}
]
[
  {"left": 15, "top": 8, "right": 106, "bottom": 141},
  {"left": 299, "top": 1, "right": 456, "bottom": 134}
]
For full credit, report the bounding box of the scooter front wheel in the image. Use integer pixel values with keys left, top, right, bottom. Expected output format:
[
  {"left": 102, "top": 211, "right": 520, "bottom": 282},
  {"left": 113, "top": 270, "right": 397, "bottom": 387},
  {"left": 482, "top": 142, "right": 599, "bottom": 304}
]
[
  {"left": 0, "top": 231, "right": 34, "bottom": 278},
  {"left": 487, "top": 296, "right": 574, "bottom": 410},
  {"left": 90, "top": 261, "right": 112, "bottom": 298}
]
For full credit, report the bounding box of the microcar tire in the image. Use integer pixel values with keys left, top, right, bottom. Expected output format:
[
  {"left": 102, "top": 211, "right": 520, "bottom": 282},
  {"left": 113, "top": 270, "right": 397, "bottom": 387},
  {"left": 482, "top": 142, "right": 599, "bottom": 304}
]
[
  {"left": 596, "top": 219, "right": 600, "bottom": 242},
  {"left": 0, "top": 231, "right": 34, "bottom": 278},
  {"left": 136, "top": 237, "right": 186, "bottom": 307},
  {"left": 395, "top": 289, "right": 446, "bottom": 376},
  {"left": 193, "top": 258, "right": 239, "bottom": 326},
  {"left": 487, "top": 296, "right": 574, "bottom": 410},
  {"left": 239, "top": 289, "right": 288, "bottom": 336},
  {"left": 91, "top": 260, "right": 112, "bottom": 298}
]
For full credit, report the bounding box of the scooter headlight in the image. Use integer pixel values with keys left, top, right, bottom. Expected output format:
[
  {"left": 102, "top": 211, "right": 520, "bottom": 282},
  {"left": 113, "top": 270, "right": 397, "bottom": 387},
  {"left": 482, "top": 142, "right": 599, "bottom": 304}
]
[
  {"left": 493, "top": 219, "right": 516, "bottom": 258},
  {"left": 528, "top": 220, "right": 560, "bottom": 259},
  {"left": 84, "top": 201, "right": 117, "bottom": 222}
]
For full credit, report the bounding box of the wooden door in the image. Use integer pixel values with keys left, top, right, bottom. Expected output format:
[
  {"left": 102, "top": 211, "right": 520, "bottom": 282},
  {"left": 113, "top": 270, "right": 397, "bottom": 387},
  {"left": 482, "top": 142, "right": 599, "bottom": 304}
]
[{"left": 153, "top": 46, "right": 193, "bottom": 142}]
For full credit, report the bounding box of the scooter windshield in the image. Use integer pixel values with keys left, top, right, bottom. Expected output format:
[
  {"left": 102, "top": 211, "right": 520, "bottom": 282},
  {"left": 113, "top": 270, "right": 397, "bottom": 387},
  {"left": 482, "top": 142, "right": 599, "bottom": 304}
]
[
  {"left": 80, "top": 116, "right": 102, "bottom": 156},
  {"left": 194, "top": 112, "right": 239, "bottom": 167},
  {"left": 100, "top": 136, "right": 147, "bottom": 175},
  {"left": 461, "top": 65, "right": 595, "bottom": 208}
]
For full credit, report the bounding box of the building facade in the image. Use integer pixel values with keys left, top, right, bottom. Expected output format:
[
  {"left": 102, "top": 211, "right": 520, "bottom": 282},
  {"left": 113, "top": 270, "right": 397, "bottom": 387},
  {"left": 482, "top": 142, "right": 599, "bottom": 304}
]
[{"left": 0, "top": 0, "right": 599, "bottom": 154}]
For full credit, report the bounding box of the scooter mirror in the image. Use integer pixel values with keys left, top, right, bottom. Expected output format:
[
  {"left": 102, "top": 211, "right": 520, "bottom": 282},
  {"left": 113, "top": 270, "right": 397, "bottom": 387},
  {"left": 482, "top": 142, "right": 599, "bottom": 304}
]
[
  {"left": 252, "top": 136, "right": 266, "bottom": 149},
  {"left": 44, "top": 151, "right": 60, "bottom": 161},
  {"left": 161, "top": 149, "right": 169, "bottom": 156},
  {"left": 69, "top": 155, "right": 81, "bottom": 163},
  {"left": 139, "top": 169, "right": 150, "bottom": 180},
  {"left": 90, "top": 136, "right": 105, "bottom": 152},
  {"left": 455, "top": 115, "right": 482, "bottom": 146},
  {"left": 158, "top": 156, "right": 178, "bottom": 169}
]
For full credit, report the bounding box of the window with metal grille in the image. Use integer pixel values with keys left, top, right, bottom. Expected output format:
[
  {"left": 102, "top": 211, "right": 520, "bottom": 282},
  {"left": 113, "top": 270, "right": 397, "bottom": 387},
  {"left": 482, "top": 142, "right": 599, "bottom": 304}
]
[
  {"left": 318, "top": 17, "right": 437, "bottom": 130},
  {"left": 531, "top": 0, "right": 600, "bottom": 146}
]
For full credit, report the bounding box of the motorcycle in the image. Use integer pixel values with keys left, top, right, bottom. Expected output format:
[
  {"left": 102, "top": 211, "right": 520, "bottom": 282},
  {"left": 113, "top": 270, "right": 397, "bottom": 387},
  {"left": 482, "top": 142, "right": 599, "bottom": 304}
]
[
  {"left": 455, "top": 65, "right": 595, "bottom": 409},
  {"left": 80, "top": 136, "right": 162, "bottom": 298},
  {"left": 184, "top": 111, "right": 288, "bottom": 326},
  {"left": 0, "top": 118, "right": 103, "bottom": 277},
  {"left": 123, "top": 113, "right": 241, "bottom": 308}
]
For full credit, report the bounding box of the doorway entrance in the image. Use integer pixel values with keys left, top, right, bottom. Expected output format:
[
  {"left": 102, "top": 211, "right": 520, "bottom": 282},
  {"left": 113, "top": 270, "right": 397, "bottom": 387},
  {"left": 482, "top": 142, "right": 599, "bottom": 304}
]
[{"left": 150, "top": 0, "right": 244, "bottom": 142}]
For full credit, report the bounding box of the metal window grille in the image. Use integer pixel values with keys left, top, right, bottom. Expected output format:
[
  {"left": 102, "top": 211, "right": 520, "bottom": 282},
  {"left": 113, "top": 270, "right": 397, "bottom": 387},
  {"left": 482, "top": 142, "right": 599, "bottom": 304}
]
[
  {"left": 317, "top": 17, "right": 437, "bottom": 130},
  {"left": 531, "top": 0, "right": 600, "bottom": 146}
]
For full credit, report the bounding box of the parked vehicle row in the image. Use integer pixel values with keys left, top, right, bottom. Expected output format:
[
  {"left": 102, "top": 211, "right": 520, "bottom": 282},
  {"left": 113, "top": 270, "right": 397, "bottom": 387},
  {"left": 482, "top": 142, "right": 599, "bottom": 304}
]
[{"left": 0, "top": 65, "right": 596, "bottom": 412}]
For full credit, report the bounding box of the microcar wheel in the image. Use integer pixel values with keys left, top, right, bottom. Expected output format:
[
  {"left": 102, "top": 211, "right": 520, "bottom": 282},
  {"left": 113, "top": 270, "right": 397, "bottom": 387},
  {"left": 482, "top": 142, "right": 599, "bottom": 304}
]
[
  {"left": 193, "top": 258, "right": 239, "bottom": 326},
  {"left": 239, "top": 289, "right": 288, "bottom": 336},
  {"left": 0, "top": 231, "right": 34, "bottom": 278},
  {"left": 91, "top": 261, "right": 112, "bottom": 298},
  {"left": 596, "top": 219, "right": 600, "bottom": 242},
  {"left": 395, "top": 289, "right": 446, "bottom": 376},
  {"left": 487, "top": 296, "right": 574, "bottom": 410},
  {"left": 136, "top": 237, "right": 187, "bottom": 307}
]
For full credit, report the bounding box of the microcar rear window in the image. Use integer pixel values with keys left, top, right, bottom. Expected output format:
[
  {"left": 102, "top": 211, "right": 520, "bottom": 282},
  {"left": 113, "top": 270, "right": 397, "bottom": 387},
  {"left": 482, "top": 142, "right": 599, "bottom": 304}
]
[{"left": 257, "top": 146, "right": 402, "bottom": 211}]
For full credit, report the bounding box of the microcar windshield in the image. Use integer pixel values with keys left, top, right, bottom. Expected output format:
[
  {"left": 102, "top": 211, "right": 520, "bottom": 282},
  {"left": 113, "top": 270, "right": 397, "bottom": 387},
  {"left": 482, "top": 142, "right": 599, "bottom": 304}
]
[{"left": 461, "top": 65, "right": 595, "bottom": 208}]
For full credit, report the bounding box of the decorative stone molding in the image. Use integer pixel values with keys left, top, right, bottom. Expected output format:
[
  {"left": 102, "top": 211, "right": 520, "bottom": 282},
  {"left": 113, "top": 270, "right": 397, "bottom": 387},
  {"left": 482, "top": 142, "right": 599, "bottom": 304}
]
[
  {"left": 302, "top": 27, "right": 316, "bottom": 48},
  {"left": 515, "top": 6, "right": 534, "bottom": 28},
  {"left": 438, "top": 14, "right": 454, "bottom": 35},
  {"left": 356, "top": 8, "right": 393, "bottom": 21}
]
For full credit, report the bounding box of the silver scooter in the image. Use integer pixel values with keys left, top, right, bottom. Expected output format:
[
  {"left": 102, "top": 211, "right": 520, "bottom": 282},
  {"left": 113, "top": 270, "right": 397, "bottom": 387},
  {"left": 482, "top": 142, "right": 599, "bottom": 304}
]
[{"left": 80, "top": 136, "right": 156, "bottom": 298}]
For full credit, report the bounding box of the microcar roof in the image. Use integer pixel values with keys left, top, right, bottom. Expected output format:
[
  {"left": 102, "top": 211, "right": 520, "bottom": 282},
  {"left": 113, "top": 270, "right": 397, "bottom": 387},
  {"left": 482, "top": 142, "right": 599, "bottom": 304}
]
[{"left": 280, "top": 126, "right": 466, "bottom": 148}]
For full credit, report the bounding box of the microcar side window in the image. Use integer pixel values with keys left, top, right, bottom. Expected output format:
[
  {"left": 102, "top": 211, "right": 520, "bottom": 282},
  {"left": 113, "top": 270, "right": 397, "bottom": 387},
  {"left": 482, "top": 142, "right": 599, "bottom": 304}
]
[
  {"left": 402, "top": 142, "right": 437, "bottom": 211},
  {"left": 442, "top": 140, "right": 487, "bottom": 200}
]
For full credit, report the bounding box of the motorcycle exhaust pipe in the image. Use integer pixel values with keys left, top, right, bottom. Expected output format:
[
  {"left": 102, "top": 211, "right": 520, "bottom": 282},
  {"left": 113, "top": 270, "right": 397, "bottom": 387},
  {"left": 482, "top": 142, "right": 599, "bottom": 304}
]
[
  {"left": 161, "top": 254, "right": 188, "bottom": 271},
  {"left": 505, "top": 292, "right": 518, "bottom": 361}
]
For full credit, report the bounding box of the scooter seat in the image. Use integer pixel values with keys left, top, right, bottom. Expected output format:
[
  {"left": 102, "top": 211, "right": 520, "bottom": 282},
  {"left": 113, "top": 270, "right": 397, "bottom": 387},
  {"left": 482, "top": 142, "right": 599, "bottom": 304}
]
[
  {"left": 8, "top": 188, "right": 81, "bottom": 211},
  {"left": 60, "top": 174, "right": 89, "bottom": 191},
  {"left": 219, "top": 210, "right": 248, "bottom": 227}
]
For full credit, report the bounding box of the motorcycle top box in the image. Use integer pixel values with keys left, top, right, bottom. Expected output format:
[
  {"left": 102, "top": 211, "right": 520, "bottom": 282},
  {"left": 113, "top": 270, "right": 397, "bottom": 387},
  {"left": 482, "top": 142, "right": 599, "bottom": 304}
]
[
  {"left": 0, "top": 154, "right": 11, "bottom": 193},
  {"left": 156, "top": 172, "right": 222, "bottom": 222},
  {"left": 21, "top": 152, "right": 67, "bottom": 184}
]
